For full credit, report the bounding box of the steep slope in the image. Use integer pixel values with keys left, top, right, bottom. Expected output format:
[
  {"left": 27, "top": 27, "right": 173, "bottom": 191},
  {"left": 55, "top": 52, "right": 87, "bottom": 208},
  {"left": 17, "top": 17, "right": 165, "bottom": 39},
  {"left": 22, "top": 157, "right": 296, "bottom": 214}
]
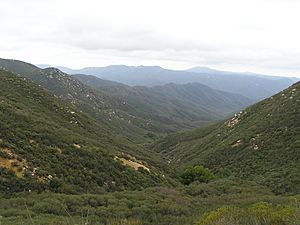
[
  {"left": 153, "top": 82, "right": 300, "bottom": 194},
  {"left": 0, "top": 58, "right": 161, "bottom": 142},
  {"left": 0, "top": 69, "right": 169, "bottom": 195},
  {"left": 74, "top": 74, "right": 253, "bottom": 130},
  {"left": 57, "top": 65, "right": 296, "bottom": 100}
]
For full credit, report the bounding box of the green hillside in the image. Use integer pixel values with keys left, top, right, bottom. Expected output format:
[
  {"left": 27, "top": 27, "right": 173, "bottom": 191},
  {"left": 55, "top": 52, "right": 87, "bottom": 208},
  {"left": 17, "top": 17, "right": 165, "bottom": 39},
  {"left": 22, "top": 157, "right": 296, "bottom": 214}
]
[
  {"left": 153, "top": 82, "right": 300, "bottom": 194},
  {"left": 0, "top": 69, "right": 170, "bottom": 195},
  {"left": 0, "top": 58, "right": 152, "bottom": 143}
]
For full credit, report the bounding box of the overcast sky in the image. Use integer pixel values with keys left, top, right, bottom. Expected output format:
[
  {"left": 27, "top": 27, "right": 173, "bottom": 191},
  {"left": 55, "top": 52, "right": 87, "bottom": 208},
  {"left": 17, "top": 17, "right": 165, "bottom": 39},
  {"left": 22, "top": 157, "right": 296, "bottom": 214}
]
[{"left": 1, "top": 0, "right": 300, "bottom": 77}]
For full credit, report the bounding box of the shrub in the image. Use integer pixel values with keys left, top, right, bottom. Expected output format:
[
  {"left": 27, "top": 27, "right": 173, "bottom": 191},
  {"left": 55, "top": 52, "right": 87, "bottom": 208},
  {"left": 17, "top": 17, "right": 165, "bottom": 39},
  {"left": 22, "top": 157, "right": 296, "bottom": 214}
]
[
  {"left": 197, "top": 201, "right": 300, "bottom": 225},
  {"left": 180, "top": 166, "right": 214, "bottom": 185}
]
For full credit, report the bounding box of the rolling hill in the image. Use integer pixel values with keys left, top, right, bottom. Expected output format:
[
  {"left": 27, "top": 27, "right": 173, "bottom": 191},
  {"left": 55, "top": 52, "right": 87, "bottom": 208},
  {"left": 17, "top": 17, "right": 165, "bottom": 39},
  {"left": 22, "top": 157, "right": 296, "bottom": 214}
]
[
  {"left": 56, "top": 65, "right": 296, "bottom": 100},
  {"left": 153, "top": 82, "right": 300, "bottom": 194}
]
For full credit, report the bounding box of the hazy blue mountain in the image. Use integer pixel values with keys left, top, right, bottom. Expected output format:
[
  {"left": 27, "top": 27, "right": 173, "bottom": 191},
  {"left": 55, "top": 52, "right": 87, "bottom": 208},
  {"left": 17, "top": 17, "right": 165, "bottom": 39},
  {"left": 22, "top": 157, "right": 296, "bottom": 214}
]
[
  {"left": 188, "top": 66, "right": 300, "bottom": 81},
  {"left": 57, "top": 65, "right": 296, "bottom": 100}
]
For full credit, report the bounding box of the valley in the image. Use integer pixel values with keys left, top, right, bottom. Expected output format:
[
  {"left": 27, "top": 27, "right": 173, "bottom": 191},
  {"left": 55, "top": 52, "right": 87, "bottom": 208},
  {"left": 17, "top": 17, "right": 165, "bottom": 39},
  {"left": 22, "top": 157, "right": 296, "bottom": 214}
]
[{"left": 0, "top": 58, "right": 299, "bottom": 225}]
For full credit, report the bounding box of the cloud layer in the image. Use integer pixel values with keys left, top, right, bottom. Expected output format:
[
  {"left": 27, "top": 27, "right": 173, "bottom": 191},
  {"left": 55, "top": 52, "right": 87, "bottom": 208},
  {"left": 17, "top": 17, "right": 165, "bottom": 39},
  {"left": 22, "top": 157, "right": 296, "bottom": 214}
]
[{"left": 1, "top": 0, "right": 300, "bottom": 76}]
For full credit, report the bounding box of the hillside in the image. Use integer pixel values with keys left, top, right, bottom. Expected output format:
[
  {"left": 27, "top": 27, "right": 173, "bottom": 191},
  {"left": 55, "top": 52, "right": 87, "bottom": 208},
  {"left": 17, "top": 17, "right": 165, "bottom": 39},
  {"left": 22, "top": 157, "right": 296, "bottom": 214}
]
[
  {"left": 1, "top": 58, "right": 252, "bottom": 141},
  {"left": 153, "top": 82, "right": 300, "bottom": 194},
  {"left": 57, "top": 65, "right": 296, "bottom": 100},
  {"left": 2, "top": 59, "right": 184, "bottom": 142},
  {"left": 74, "top": 74, "right": 253, "bottom": 131},
  {"left": 0, "top": 69, "right": 170, "bottom": 195},
  {"left": 0, "top": 58, "right": 153, "bottom": 142}
]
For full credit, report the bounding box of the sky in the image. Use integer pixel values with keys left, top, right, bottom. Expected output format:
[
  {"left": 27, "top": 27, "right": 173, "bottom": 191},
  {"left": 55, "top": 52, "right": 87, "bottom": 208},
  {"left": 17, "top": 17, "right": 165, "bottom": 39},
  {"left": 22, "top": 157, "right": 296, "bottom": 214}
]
[{"left": 1, "top": 0, "right": 300, "bottom": 77}]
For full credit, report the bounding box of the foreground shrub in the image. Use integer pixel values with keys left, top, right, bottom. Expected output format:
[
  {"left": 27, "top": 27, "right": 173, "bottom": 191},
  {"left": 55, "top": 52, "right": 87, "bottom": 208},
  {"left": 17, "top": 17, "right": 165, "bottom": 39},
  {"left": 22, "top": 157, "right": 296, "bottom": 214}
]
[{"left": 198, "top": 199, "right": 300, "bottom": 225}]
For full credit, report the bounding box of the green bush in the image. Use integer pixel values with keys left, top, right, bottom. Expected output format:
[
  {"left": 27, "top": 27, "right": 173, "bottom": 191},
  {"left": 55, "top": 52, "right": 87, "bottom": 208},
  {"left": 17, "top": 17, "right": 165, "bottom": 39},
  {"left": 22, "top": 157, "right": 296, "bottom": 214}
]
[{"left": 180, "top": 165, "right": 214, "bottom": 185}]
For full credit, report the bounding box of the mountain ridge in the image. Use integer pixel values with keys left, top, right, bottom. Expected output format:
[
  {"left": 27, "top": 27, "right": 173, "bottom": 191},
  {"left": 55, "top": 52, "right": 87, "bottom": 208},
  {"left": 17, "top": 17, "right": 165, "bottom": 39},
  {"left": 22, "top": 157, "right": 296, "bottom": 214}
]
[{"left": 45, "top": 64, "right": 296, "bottom": 100}]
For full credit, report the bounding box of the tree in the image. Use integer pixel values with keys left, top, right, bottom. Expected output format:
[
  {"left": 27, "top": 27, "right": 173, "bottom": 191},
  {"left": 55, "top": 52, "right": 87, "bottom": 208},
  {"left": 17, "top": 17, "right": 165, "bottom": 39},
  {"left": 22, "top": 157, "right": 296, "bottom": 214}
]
[{"left": 180, "top": 165, "right": 214, "bottom": 185}]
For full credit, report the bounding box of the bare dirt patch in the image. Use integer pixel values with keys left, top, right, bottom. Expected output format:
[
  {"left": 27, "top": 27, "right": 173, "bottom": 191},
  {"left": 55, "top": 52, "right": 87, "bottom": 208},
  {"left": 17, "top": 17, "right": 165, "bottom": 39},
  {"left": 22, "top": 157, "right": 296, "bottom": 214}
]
[
  {"left": 0, "top": 148, "right": 27, "bottom": 178},
  {"left": 115, "top": 154, "right": 150, "bottom": 172}
]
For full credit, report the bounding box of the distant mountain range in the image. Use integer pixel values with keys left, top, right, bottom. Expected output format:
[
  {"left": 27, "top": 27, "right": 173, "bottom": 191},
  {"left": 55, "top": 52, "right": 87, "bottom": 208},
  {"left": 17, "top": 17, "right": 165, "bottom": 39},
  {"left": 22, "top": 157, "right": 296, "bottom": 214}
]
[{"left": 42, "top": 64, "right": 298, "bottom": 100}]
